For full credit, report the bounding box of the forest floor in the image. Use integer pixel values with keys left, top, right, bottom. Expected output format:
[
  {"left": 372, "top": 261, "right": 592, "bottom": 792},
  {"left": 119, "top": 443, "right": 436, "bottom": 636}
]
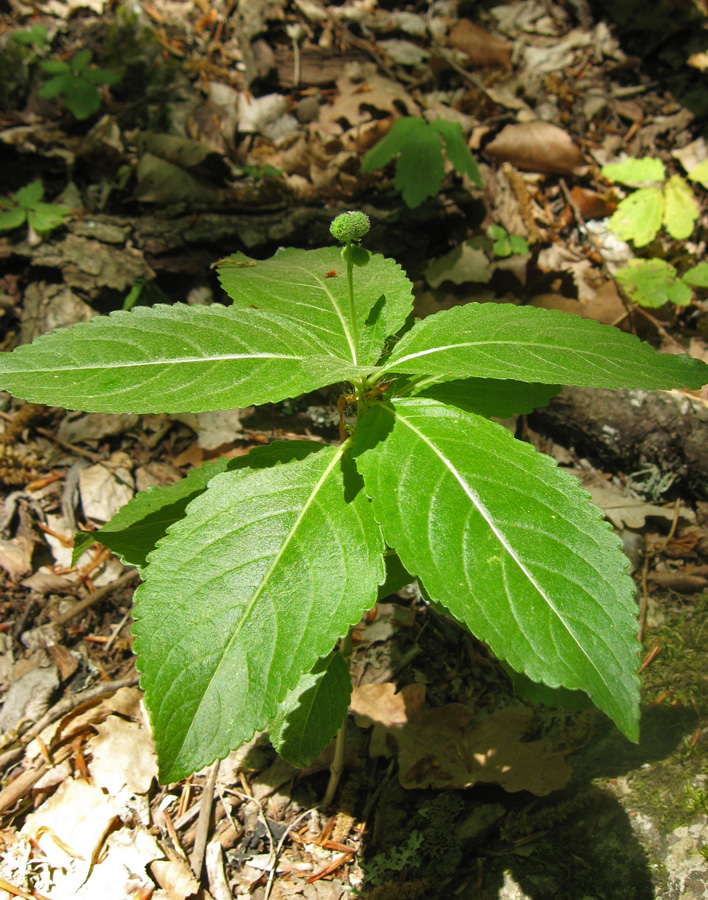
[{"left": 1, "top": 0, "right": 708, "bottom": 898}]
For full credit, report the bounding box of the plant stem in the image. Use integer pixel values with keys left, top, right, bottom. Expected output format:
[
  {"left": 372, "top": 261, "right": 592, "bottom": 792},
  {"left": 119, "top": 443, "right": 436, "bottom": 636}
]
[
  {"left": 345, "top": 241, "right": 359, "bottom": 364},
  {"left": 322, "top": 629, "right": 353, "bottom": 807}
]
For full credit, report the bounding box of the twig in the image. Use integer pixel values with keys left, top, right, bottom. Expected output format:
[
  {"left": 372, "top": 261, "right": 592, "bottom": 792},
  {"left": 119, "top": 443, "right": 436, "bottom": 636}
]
[
  {"left": 322, "top": 631, "right": 353, "bottom": 807},
  {"left": 632, "top": 305, "right": 689, "bottom": 353},
  {"left": 264, "top": 807, "right": 318, "bottom": 900},
  {"left": 0, "top": 671, "right": 140, "bottom": 772},
  {"left": 104, "top": 609, "right": 132, "bottom": 653},
  {"left": 205, "top": 841, "right": 231, "bottom": 900},
  {"left": 35, "top": 427, "right": 102, "bottom": 463},
  {"left": 191, "top": 760, "right": 220, "bottom": 880},
  {"left": 54, "top": 569, "right": 139, "bottom": 626}
]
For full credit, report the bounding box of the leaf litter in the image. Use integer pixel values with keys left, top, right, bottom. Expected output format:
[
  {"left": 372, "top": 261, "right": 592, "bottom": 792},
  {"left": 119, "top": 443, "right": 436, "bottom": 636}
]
[{"left": 2, "top": 0, "right": 708, "bottom": 897}]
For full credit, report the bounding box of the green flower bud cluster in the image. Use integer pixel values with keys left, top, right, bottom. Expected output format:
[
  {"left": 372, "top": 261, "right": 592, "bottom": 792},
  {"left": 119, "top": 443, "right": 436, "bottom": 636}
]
[{"left": 330, "top": 211, "right": 370, "bottom": 244}]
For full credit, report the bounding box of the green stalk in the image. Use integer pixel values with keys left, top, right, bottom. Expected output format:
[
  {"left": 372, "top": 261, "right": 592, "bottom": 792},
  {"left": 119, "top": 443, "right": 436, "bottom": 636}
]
[
  {"left": 322, "top": 629, "right": 353, "bottom": 807},
  {"left": 345, "top": 240, "right": 359, "bottom": 364}
]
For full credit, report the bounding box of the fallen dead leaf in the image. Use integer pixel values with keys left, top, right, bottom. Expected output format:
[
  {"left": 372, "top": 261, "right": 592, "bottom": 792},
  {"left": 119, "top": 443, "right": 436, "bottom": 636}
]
[
  {"left": 448, "top": 20, "right": 512, "bottom": 68},
  {"left": 89, "top": 716, "right": 158, "bottom": 795},
  {"left": 351, "top": 683, "right": 571, "bottom": 795},
  {"left": 485, "top": 122, "right": 585, "bottom": 175},
  {"left": 318, "top": 68, "right": 418, "bottom": 136}
]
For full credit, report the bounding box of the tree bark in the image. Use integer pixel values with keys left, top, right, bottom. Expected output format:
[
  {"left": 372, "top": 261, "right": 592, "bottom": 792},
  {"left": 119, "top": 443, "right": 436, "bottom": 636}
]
[{"left": 529, "top": 387, "right": 708, "bottom": 501}]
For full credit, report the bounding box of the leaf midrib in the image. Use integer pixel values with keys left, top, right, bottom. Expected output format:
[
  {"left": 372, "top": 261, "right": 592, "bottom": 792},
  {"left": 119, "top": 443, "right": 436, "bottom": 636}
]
[
  {"left": 385, "top": 402, "right": 613, "bottom": 692},
  {"left": 237, "top": 262, "right": 359, "bottom": 364},
  {"left": 175, "top": 443, "right": 347, "bottom": 757},
  {"left": 382, "top": 338, "right": 633, "bottom": 374},
  {"left": 9, "top": 352, "right": 306, "bottom": 373}
]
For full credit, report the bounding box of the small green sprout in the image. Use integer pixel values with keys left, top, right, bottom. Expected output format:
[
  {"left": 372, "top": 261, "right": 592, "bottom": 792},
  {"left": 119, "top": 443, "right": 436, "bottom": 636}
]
[
  {"left": 39, "top": 49, "right": 120, "bottom": 120},
  {"left": 0, "top": 180, "right": 71, "bottom": 235},
  {"left": 602, "top": 157, "right": 699, "bottom": 247},
  {"left": 361, "top": 116, "right": 482, "bottom": 208},
  {"left": 11, "top": 24, "right": 49, "bottom": 52},
  {"left": 487, "top": 224, "right": 529, "bottom": 257}
]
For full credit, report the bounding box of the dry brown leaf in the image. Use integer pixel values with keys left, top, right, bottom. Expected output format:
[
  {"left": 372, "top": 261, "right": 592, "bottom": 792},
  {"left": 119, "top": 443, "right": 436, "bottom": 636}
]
[
  {"left": 647, "top": 571, "right": 708, "bottom": 593},
  {"left": 569, "top": 185, "right": 617, "bottom": 221},
  {"left": 88, "top": 716, "right": 158, "bottom": 795},
  {"left": 485, "top": 122, "right": 585, "bottom": 174},
  {"left": 318, "top": 70, "right": 418, "bottom": 136},
  {"left": 448, "top": 20, "right": 512, "bottom": 68},
  {"left": 351, "top": 684, "right": 571, "bottom": 795},
  {"left": 0, "top": 536, "right": 33, "bottom": 580},
  {"left": 351, "top": 682, "right": 426, "bottom": 727},
  {"left": 150, "top": 857, "right": 201, "bottom": 900}
]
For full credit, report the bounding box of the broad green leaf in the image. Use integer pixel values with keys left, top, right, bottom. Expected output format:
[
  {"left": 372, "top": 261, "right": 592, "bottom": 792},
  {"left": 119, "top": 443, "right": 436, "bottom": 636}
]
[
  {"left": 361, "top": 117, "right": 480, "bottom": 207},
  {"left": 85, "top": 67, "right": 121, "bottom": 85},
  {"left": 615, "top": 259, "right": 692, "bottom": 308},
  {"left": 509, "top": 234, "right": 529, "bottom": 255},
  {"left": 378, "top": 549, "right": 414, "bottom": 599},
  {"left": 71, "top": 49, "right": 93, "bottom": 72},
  {"left": 72, "top": 442, "right": 320, "bottom": 571},
  {"left": 61, "top": 79, "right": 100, "bottom": 120},
  {"left": 28, "top": 202, "right": 71, "bottom": 233},
  {"left": 429, "top": 119, "right": 482, "bottom": 186},
  {"left": 601, "top": 157, "right": 665, "bottom": 185},
  {"left": 0, "top": 304, "right": 373, "bottom": 414},
  {"left": 608, "top": 186, "right": 664, "bottom": 247},
  {"left": 38, "top": 73, "right": 73, "bottom": 99},
  {"left": 687, "top": 159, "right": 708, "bottom": 189},
  {"left": 217, "top": 247, "right": 413, "bottom": 366},
  {"left": 353, "top": 398, "right": 640, "bottom": 740},
  {"left": 270, "top": 652, "right": 351, "bottom": 767},
  {"left": 503, "top": 665, "right": 594, "bottom": 713},
  {"left": 492, "top": 236, "right": 511, "bottom": 257},
  {"left": 401, "top": 376, "right": 561, "bottom": 417},
  {"left": 381, "top": 302, "right": 708, "bottom": 389},
  {"left": 12, "top": 25, "right": 48, "bottom": 47},
  {"left": 360, "top": 116, "right": 424, "bottom": 173},
  {"left": 40, "top": 58, "right": 71, "bottom": 75},
  {"left": 14, "top": 180, "right": 44, "bottom": 208},
  {"left": 0, "top": 206, "right": 26, "bottom": 231},
  {"left": 394, "top": 122, "right": 446, "bottom": 208},
  {"left": 133, "top": 443, "right": 385, "bottom": 781},
  {"left": 682, "top": 261, "right": 708, "bottom": 287},
  {"left": 663, "top": 174, "right": 698, "bottom": 240}
]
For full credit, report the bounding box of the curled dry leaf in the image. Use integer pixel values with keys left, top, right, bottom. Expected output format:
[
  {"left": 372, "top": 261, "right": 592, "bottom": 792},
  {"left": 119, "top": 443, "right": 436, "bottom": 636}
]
[
  {"left": 448, "top": 20, "right": 512, "bottom": 68},
  {"left": 568, "top": 186, "right": 617, "bottom": 221},
  {"left": 351, "top": 683, "right": 571, "bottom": 795},
  {"left": 485, "top": 122, "right": 585, "bottom": 174}
]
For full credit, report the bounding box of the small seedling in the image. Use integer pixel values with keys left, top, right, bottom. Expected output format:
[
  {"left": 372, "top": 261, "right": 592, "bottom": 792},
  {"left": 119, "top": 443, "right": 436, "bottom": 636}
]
[
  {"left": 487, "top": 224, "right": 529, "bottom": 257},
  {"left": 0, "top": 180, "right": 71, "bottom": 235},
  {"left": 39, "top": 48, "right": 120, "bottom": 120},
  {"left": 1, "top": 211, "right": 707, "bottom": 783},
  {"left": 612, "top": 258, "right": 708, "bottom": 309},
  {"left": 602, "top": 156, "right": 699, "bottom": 247},
  {"left": 361, "top": 116, "right": 482, "bottom": 208},
  {"left": 11, "top": 24, "right": 49, "bottom": 52}
]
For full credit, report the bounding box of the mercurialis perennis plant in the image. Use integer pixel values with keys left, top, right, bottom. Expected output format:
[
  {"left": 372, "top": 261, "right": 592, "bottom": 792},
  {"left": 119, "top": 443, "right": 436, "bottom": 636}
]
[{"left": 2, "top": 211, "right": 707, "bottom": 783}]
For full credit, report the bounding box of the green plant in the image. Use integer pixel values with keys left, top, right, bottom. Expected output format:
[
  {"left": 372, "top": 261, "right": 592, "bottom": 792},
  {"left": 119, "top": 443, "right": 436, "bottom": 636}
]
[
  {"left": 602, "top": 156, "right": 699, "bottom": 247},
  {"left": 0, "top": 180, "right": 71, "bottom": 234},
  {"left": 613, "top": 258, "right": 708, "bottom": 308},
  {"left": 361, "top": 116, "right": 482, "bottom": 208},
  {"left": 487, "top": 224, "right": 529, "bottom": 257},
  {"left": 39, "top": 48, "right": 120, "bottom": 120},
  {"left": 1, "top": 211, "right": 707, "bottom": 783},
  {"left": 11, "top": 24, "right": 49, "bottom": 52}
]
